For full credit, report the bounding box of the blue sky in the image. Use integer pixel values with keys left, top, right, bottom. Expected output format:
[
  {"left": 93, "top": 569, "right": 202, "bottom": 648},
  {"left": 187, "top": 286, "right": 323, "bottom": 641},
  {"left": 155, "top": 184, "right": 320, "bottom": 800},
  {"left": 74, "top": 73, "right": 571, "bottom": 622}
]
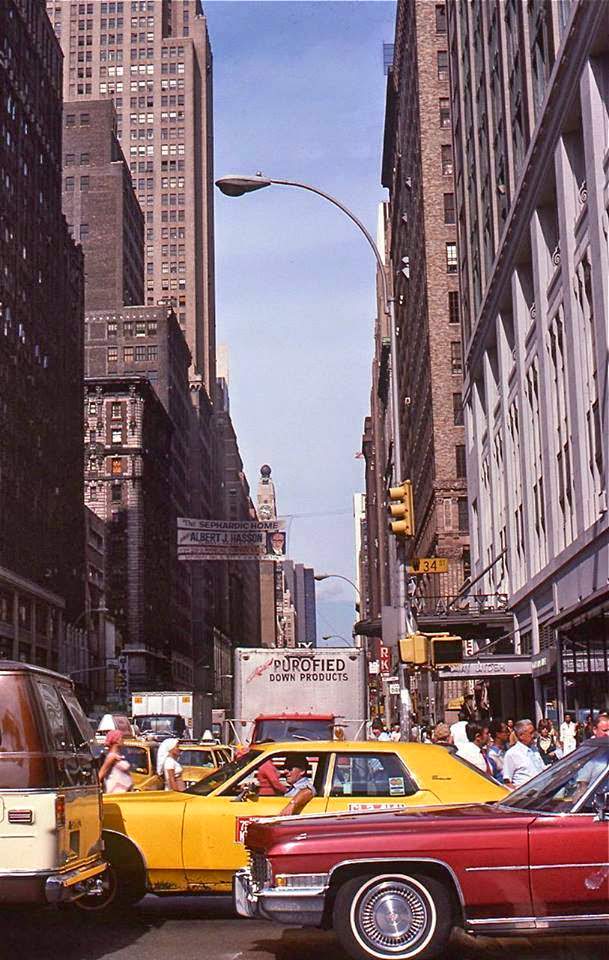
[{"left": 205, "top": 0, "right": 396, "bottom": 642}]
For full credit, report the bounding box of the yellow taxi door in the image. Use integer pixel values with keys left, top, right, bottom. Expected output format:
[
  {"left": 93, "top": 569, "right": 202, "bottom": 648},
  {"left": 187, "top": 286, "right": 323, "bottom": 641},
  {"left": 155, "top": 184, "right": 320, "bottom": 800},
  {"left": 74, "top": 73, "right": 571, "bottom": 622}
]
[
  {"left": 182, "top": 750, "right": 330, "bottom": 892},
  {"left": 324, "top": 750, "right": 439, "bottom": 814}
]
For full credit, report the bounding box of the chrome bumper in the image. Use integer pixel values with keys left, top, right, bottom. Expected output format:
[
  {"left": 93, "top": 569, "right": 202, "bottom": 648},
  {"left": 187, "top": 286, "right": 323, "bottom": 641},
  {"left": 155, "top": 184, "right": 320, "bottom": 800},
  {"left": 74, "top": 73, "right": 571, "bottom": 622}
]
[
  {"left": 45, "top": 860, "right": 108, "bottom": 904},
  {"left": 234, "top": 869, "right": 325, "bottom": 926}
]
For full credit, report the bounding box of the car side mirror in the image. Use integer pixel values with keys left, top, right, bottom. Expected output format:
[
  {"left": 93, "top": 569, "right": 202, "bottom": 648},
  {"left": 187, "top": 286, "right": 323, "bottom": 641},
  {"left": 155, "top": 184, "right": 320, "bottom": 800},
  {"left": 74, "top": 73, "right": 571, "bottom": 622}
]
[
  {"left": 231, "top": 784, "right": 259, "bottom": 803},
  {"left": 593, "top": 790, "right": 609, "bottom": 822}
]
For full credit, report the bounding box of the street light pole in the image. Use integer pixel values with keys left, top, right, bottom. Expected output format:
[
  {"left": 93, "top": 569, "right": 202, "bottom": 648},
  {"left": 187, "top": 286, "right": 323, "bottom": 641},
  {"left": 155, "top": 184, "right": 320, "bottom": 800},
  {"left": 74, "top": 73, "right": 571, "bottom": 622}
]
[
  {"left": 216, "top": 174, "right": 414, "bottom": 737},
  {"left": 314, "top": 573, "right": 361, "bottom": 599}
]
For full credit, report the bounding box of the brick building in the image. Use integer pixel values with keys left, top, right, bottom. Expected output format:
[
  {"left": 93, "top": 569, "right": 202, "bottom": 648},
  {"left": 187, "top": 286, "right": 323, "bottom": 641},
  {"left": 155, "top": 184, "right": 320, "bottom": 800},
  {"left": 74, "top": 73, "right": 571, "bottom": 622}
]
[
  {"left": 47, "top": 0, "right": 216, "bottom": 394},
  {"left": 84, "top": 306, "right": 195, "bottom": 687},
  {"left": 381, "top": 0, "right": 469, "bottom": 603},
  {"left": 83, "top": 376, "right": 175, "bottom": 687},
  {"left": 447, "top": 0, "right": 609, "bottom": 720},
  {"left": 62, "top": 99, "right": 143, "bottom": 310},
  {"left": 0, "top": 0, "right": 85, "bottom": 671}
]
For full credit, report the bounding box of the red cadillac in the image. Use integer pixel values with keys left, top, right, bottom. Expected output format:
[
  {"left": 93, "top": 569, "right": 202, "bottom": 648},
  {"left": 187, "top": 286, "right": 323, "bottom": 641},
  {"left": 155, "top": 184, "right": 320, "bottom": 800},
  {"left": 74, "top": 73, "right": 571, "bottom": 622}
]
[{"left": 235, "top": 740, "right": 609, "bottom": 960}]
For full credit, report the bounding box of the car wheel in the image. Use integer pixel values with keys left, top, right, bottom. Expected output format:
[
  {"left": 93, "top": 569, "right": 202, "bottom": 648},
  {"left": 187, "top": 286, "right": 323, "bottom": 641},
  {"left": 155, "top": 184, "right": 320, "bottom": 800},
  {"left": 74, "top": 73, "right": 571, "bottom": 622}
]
[{"left": 333, "top": 872, "right": 453, "bottom": 960}]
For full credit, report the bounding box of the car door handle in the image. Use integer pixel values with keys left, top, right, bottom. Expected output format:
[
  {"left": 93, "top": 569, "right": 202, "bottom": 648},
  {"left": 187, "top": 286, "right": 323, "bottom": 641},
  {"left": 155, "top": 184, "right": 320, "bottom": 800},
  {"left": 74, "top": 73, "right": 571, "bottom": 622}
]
[{"left": 432, "top": 775, "right": 451, "bottom": 781}]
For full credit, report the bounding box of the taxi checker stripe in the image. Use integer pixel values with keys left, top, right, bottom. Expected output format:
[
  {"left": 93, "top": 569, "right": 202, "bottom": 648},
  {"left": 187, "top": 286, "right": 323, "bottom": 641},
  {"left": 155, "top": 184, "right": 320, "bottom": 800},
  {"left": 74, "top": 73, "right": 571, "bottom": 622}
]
[{"left": 466, "top": 861, "right": 609, "bottom": 872}]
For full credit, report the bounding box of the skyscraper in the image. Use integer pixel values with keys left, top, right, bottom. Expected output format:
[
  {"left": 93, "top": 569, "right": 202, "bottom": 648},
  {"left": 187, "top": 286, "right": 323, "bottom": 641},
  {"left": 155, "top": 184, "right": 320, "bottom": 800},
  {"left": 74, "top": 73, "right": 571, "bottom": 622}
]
[
  {"left": 0, "top": 0, "right": 85, "bottom": 671},
  {"left": 47, "top": 0, "right": 216, "bottom": 392}
]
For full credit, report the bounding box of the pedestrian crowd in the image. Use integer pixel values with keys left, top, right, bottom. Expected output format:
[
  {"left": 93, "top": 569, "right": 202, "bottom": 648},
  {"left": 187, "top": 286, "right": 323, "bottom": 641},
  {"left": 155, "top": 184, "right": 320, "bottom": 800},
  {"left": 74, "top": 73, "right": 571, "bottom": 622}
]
[{"left": 368, "top": 705, "right": 609, "bottom": 788}]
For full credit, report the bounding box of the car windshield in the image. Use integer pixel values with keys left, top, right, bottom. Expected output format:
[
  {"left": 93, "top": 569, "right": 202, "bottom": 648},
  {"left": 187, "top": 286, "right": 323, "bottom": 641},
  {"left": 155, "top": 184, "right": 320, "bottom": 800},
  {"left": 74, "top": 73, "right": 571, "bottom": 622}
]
[
  {"left": 136, "top": 715, "right": 185, "bottom": 736},
  {"left": 499, "top": 743, "right": 609, "bottom": 813},
  {"left": 256, "top": 719, "right": 334, "bottom": 742},
  {"left": 187, "top": 750, "right": 261, "bottom": 796},
  {"left": 180, "top": 749, "right": 216, "bottom": 768},
  {"left": 121, "top": 745, "right": 150, "bottom": 775}
]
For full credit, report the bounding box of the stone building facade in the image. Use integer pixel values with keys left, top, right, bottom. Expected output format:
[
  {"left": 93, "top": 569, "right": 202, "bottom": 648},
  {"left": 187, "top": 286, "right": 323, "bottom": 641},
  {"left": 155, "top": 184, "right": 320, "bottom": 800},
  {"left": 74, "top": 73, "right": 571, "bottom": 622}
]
[
  {"left": 0, "top": 0, "right": 85, "bottom": 671},
  {"left": 447, "top": 0, "right": 609, "bottom": 718},
  {"left": 47, "top": 0, "right": 216, "bottom": 394},
  {"left": 62, "top": 99, "right": 144, "bottom": 310}
]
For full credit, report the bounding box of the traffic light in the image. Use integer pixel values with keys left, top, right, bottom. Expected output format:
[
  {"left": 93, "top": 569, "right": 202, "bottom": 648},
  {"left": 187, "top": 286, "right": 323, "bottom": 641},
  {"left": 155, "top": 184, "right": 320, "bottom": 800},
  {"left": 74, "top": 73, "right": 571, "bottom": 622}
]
[
  {"left": 429, "top": 634, "right": 463, "bottom": 666},
  {"left": 388, "top": 480, "right": 415, "bottom": 536},
  {"left": 399, "top": 634, "right": 429, "bottom": 665}
]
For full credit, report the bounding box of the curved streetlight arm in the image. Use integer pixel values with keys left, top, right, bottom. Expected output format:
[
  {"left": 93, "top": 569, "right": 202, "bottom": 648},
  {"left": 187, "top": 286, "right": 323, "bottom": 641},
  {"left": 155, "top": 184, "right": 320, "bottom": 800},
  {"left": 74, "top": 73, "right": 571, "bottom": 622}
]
[
  {"left": 267, "top": 178, "right": 391, "bottom": 315},
  {"left": 315, "top": 573, "right": 361, "bottom": 599}
]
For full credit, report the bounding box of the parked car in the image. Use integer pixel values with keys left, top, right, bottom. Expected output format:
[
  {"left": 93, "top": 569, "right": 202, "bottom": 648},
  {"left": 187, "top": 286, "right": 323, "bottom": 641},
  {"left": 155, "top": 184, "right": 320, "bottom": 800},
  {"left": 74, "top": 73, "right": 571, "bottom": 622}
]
[
  {"left": 0, "top": 661, "right": 107, "bottom": 906},
  {"left": 120, "top": 739, "right": 161, "bottom": 791},
  {"left": 93, "top": 740, "right": 505, "bottom": 910},
  {"left": 178, "top": 743, "right": 232, "bottom": 788},
  {"left": 236, "top": 740, "right": 609, "bottom": 960}
]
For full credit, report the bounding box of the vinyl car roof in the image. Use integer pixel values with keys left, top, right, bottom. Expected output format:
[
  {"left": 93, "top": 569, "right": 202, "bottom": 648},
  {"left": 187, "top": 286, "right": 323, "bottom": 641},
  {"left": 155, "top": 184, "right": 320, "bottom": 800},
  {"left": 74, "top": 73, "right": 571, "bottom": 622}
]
[{"left": 0, "top": 661, "right": 73, "bottom": 685}]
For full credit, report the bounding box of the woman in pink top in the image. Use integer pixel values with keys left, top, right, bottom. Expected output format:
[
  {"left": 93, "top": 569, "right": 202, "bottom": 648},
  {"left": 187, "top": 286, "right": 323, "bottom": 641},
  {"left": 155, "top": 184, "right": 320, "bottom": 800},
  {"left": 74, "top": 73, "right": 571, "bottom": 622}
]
[{"left": 98, "top": 730, "right": 133, "bottom": 794}]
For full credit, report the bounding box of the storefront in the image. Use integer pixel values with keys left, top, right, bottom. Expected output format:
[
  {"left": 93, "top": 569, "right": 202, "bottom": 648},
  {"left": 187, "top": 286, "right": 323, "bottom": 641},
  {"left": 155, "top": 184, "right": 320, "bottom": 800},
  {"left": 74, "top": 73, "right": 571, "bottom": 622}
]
[{"left": 558, "top": 606, "right": 609, "bottom": 721}]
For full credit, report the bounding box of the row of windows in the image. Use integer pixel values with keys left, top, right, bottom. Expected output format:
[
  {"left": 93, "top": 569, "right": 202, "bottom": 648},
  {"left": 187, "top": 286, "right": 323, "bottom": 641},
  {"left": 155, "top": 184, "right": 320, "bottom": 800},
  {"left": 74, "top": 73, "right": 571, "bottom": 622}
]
[
  {"left": 106, "top": 320, "right": 157, "bottom": 337},
  {"left": 108, "top": 345, "right": 158, "bottom": 362},
  {"left": 64, "top": 175, "right": 90, "bottom": 191},
  {"left": 65, "top": 152, "right": 89, "bottom": 166}
]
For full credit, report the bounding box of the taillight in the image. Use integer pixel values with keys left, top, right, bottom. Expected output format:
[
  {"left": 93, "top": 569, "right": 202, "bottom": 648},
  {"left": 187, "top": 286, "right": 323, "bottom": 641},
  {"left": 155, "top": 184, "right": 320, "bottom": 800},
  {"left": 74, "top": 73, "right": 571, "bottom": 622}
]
[
  {"left": 55, "top": 794, "right": 66, "bottom": 829},
  {"left": 8, "top": 809, "right": 34, "bottom": 824}
]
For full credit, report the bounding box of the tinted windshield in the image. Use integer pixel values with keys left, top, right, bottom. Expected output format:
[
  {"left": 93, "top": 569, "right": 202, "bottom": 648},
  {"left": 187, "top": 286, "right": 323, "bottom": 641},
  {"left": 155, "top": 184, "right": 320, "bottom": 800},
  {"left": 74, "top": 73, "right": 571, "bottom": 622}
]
[
  {"left": 121, "top": 745, "right": 150, "bottom": 774},
  {"left": 180, "top": 749, "right": 217, "bottom": 768},
  {"left": 187, "top": 750, "right": 260, "bottom": 795},
  {"left": 256, "top": 719, "right": 334, "bottom": 742},
  {"left": 500, "top": 744, "right": 609, "bottom": 813},
  {"left": 136, "top": 715, "right": 185, "bottom": 735}
]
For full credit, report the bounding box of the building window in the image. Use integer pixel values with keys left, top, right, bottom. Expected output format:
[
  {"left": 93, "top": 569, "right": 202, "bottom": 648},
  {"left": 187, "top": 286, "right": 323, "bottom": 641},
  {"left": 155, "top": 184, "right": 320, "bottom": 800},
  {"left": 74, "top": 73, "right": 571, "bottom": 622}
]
[
  {"left": 135, "top": 321, "right": 146, "bottom": 336},
  {"left": 456, "top": 445, "right": 467, "bottom": 478},
  {"left": 448, "top": 290, "right": 460, "bottom": 324},
  {"left": 111, "top": 402, "right": 122, "bottom": 418},
  {"left": 66, "top": 114, "right": 76, "bottom": 127},
  {"left": 435, "top": 4, "right": 447, "bottom": 33},
  {"left": 437, "top": 50, "right": 449, "bottom": 81},
  {"left": 108, "top": 347, "right": 118, "bottom": 363},
  {"left": 111, "top": 484, "right": 122, "bottom": 502},
  {"left": 453, "top": 392, "right": 464, "bottom": 425},
  {"left": 79, "top": 223, "right": 89, "bottom": 240},
  {"left": 80, "top": 112, "right": 90, "bottom": 125},
  {"left": 65, "top": 153, "right": 75, "bottom": 165},
  {"left": 111, "top": 458, "right": 122, "bottom": 476},
  {"left": 443, "top": 193, "right": 456, "bottom": 224},
  {"left": 65, "top": 176, "right": 75, "bottom": 191},
  {"left": 123, "top": 321, "right": 133, "bottom": 337},
  {"left": 147, "top": 344, "right": 158, "bottom": 360},
  {"left": 88, "top": 402, "right": 97, "bottom": 415},
  {"left": 107, "top": 321, "right": 118, "bottom": 337},
  {"left": 80, "top": 175, "right": 90, "bottom": 190},
  {"left": 451, "top": 340, "right": 462, "bottom": 374},
  {"left": 111, "top": 428, "right": 122, "bottom": 444},
  {"left": 123, "top": 346, "right": 134, "bottom": 361},
  {"left": 80, "top": 152, "right": 90, "bottom": 164},
  {"left": 441, "top": 144, "right": 453, "bottom": 175},
  {"left": 147, "top": 321, "right": 157, "bottom": 335},
  {"left": 446, "top": 242, "right": 458, "bottom": 273},
  {"left": 457, "top": 498, "right": 469, "bottom": 531},
  {"left": 439, "top": 98, "right": 450, "bottom": 128},
  {"left": 134, "top": 345, "right": 147, "bottom": 360}
]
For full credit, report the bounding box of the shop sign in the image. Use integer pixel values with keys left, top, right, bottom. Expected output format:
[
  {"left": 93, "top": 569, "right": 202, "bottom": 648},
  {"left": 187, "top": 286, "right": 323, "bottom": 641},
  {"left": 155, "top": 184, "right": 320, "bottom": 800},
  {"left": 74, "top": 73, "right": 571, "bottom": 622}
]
[
  {"left": 532, "top": 648, "right": 558, "bottom": 678},
  {"left": 436, "top": 657, "right": 532, "bottom": 679}
]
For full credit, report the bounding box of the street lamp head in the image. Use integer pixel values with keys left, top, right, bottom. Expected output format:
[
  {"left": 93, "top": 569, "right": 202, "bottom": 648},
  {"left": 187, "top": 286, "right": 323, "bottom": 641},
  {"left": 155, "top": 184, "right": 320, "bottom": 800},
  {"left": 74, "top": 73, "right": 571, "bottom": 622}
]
[
  {"left": 314, "top": 574, "right": 329, "bottom": 582},
  {"left": 215, "top": 174, "right": 272, "bottom": 197}
]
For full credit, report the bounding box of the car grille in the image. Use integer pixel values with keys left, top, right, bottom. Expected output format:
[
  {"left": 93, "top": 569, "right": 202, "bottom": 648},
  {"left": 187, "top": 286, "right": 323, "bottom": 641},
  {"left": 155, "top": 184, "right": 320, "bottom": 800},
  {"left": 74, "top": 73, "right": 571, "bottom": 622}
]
[{"left": 249, "top": 852, "right": 272, "bottom": 890}]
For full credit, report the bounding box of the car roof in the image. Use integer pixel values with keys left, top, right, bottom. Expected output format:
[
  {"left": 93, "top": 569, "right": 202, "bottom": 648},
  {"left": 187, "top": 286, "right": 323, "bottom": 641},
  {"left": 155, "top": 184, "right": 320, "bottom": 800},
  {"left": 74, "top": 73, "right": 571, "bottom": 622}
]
[
  {"left": 256, "top": 714, "right": 335, "bottom": 721},
  {"left": 0, "top": 661, "right": 73, "bottom": 685},
  {"left": 251, "top": 741, "right": 449, "bottom": 755}
]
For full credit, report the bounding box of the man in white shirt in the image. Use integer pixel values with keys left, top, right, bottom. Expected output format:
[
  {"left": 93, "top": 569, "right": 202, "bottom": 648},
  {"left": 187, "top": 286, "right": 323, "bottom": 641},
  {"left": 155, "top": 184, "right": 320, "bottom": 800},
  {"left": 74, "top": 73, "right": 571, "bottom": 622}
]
[
  {"left": 456, "top": 722, "right": 491, "bottom": 773},
  {"left": 559, "top": 713, "right": 578, "bottom": 755},
  {"left": 450, "top": 719, "right": 469, "bottom": 750},
  {"left": 503, "top": 719, "right": 545, "bottom": 788}
]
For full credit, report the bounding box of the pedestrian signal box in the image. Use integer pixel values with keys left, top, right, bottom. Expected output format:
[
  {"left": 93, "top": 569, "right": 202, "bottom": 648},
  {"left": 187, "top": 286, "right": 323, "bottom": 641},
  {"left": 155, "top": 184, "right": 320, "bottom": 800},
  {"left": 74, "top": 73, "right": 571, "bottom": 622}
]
[
  {"left": 399, "top": 634, "right": 429, "bottom": 665},
  {"left": 429, "top": 635, "right": 463, "bottom": 666},
  {"left": 388, "top": 480, "right": 415, "bottom": 537}
]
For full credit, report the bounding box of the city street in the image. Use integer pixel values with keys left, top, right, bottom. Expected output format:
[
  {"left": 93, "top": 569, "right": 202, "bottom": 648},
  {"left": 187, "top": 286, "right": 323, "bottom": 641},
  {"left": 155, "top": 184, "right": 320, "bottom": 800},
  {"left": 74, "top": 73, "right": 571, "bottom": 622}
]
[{"left": 2, "top": 896, "right": 608, "bottom": 960}]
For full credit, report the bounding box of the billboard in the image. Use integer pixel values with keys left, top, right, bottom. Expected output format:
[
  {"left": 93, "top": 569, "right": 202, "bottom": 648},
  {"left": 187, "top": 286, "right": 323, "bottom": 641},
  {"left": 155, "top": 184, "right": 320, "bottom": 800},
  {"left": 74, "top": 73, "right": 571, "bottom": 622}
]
[{"left": 177, "top": 518, "right": 286, "bottom": 561}]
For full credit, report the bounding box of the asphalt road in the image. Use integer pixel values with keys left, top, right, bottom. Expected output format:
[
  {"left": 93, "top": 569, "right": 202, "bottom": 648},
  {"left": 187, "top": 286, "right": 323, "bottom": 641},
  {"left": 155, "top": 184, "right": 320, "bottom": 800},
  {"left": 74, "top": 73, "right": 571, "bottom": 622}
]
[{"left": 1, "top": 896, "right": 608, "bottom": 960}]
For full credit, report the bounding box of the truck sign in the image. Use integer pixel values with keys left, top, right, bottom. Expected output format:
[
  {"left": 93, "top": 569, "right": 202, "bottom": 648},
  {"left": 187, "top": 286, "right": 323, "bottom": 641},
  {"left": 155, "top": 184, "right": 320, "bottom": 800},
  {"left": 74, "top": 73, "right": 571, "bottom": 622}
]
[{"left": 233, "top": 647, "right": 368, "bottom": 743}]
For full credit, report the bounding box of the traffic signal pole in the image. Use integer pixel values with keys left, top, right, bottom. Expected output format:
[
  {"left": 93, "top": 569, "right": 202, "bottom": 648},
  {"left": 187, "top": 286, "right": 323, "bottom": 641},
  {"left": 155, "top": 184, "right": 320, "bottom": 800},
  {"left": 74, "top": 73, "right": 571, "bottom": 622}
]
[{"left": 215, "top": 174, "right": 417, "bottom": 739}]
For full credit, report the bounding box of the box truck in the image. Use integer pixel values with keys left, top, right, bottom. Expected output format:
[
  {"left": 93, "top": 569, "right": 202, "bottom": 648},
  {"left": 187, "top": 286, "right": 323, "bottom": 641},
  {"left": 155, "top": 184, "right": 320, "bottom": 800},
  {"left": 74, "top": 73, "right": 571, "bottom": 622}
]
[
  {"left": 131, "top": 691, "right": 194, "bottom": 738},
  {"left": 231, "top": 647, "right": 368, "bottom": 745}
]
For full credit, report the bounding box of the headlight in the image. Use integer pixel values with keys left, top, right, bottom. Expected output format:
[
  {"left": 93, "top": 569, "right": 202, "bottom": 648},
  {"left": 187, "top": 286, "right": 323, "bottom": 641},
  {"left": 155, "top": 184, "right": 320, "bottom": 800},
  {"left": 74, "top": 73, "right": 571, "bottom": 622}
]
[{"left": 274, "top": 873, "right": 329, "bottom": 890}]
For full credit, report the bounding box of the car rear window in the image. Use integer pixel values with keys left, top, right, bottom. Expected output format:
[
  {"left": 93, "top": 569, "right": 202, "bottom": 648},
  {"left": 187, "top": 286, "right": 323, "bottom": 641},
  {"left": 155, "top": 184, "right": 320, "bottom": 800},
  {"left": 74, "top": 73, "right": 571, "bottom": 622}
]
[
  {"left": 0, "top": 673, "right": 47, "bottom": 788},
  {"left": 180, "top": 749, "right": 216, "bottom": 768}
]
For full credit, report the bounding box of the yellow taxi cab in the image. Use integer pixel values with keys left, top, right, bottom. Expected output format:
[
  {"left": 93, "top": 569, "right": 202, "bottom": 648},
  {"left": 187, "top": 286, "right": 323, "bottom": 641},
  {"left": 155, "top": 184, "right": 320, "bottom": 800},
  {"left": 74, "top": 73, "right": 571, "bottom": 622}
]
[
  {"left": 120, "top": 739, "right": 162, "bottom": 791},
  {"left": 178, "top": 743, "right": 232, "bottom": 788},
  {"left": 97, "top": 740, "right": 506, "bottom": 910}
]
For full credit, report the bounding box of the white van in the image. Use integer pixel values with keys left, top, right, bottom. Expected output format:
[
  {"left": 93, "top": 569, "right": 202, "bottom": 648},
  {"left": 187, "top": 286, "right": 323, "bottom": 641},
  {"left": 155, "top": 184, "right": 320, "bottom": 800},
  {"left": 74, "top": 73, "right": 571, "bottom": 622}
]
[{"left": 0, "top": 662, "right": 107, "bottom": 905}]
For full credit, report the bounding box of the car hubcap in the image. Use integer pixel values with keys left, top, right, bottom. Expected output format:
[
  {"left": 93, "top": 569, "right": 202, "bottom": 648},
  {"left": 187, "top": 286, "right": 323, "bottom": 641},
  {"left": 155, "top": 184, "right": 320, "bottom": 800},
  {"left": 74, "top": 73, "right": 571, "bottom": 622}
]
[{"left": 356, "top": 880, "right": 431, "bottom": 955}]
